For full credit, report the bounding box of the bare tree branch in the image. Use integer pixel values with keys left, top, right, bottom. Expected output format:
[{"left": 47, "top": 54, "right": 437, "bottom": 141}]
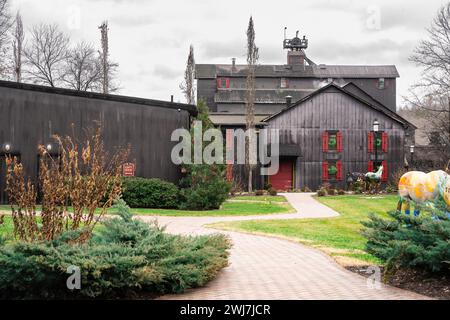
[
  {"left": 406, "top": 3, "right": 450, "bottom": 166},
  {"left": 23, "top": 23, "right": 69, "bottom": 87},
  {"left": 63, "top": 41, "right": 102, "bottom": 91},
  {"left": 0, "top": 0, "right": 12, "bottom": 77}
]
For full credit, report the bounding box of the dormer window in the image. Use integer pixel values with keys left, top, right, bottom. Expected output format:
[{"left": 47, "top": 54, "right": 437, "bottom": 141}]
[{"left": 377, "top": 78, "right": 385, "bottom": 90}]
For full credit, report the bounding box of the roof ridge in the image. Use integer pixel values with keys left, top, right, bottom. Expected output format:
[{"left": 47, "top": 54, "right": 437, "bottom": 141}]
[
  {"left": 0, "top": 80, "right": 197, "bottom": 115},
  {"left": 263, "top": 82, "right": 415, "bottom": 129}
]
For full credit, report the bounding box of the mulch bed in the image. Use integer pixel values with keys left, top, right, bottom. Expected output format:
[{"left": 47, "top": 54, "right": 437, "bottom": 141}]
[{"left": 347, "top": 266, "right": 450, "bottom": 300}]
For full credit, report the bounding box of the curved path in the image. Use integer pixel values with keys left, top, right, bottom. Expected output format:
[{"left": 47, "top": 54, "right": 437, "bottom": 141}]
[{"left": 139, "top": 193, "right": 428, "bottom": 300}]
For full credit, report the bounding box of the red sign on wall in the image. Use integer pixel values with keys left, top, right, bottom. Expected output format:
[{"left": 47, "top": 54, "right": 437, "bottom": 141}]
[{"left": 122, "top": 163, "right": 135, "bottom": 177}]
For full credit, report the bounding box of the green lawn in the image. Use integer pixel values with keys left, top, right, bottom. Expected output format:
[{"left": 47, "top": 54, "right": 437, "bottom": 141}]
[
  {"left": 0, "top": 198, "right": 293, "bottom": 217},
  {"left": 210, "top": 195, "right": 399, "bottom": 265},
  {"left": 129, "top": 201, "right": 294, "bottom": 216},
  {"left": 0, "top": 215, "right": 14, "bottom": 239},
  {"left": 230, "top": 195, "right": 287, "bottom": 202}
]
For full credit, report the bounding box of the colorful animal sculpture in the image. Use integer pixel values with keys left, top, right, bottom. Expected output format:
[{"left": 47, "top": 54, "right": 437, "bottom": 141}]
[
  {"left": 397, "top": 170, "right": 450, "bottom": 217},
  {"left": 365, "top": 165, "right": 383, "bottom": 193}
]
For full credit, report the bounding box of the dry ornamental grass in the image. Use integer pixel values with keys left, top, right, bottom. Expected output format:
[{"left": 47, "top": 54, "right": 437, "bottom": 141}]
[{"left": 5, "top": 125, "right": 129, "bottom": 243}]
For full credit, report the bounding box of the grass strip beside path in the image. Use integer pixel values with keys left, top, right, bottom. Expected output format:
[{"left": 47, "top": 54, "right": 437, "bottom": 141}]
[
  {"left": 230, "top": 195, "right": 287, "bottom": 202},
  {"left": 1, "top": 196, "right": 292, "bottom": 217},
  {"left": 130, "top": 201, "right": 294, "bottom": 217},
  {"left": 209, "top": 195, "right": 399, "bottom": 265}
]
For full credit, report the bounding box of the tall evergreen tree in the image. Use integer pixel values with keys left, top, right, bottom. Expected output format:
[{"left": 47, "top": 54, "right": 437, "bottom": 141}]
[
  {"left": 180, "top": 44, "right": 196, "bottom": 105},
  {"left": 245, "top": 16, "right": 259, "bottom": 192}
]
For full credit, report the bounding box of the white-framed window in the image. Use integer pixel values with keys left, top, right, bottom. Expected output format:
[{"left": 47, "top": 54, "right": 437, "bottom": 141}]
[
  {"left": 280, "top": 78, "right": 289, "bottom": 88},
  {"left": 377, "top": 78, "right": 385, "bottom": 90}
]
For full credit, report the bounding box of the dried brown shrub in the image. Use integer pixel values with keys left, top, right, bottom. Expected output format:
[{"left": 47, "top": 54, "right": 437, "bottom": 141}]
[{"left": 5, "top": 125, "right": 129, "bottom": 242}]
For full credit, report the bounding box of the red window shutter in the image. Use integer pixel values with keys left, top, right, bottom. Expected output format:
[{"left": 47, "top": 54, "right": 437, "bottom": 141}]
[
  {"left": 336, "top": 161, "right": 343, "bottom": 181},
  {"left": 225, "top": 78, "right": 230, "bottom": 88},
  {"left": 337, "top": 132, "right": 343, "bottom": 153},
  {"left": 217, "top": 78, "right": 222, "bottom": 89},
  {"left": 368, "top": 161, "right": 374, "bottom": 173},
  {"left": 322, "top": 161, "right": 329, "bottom": 181},
  {"left": 368, "top": 132, "right": 374, "bottom": 153},
  {"left": 382, "top": 132, "right": 388, "bottom": 153},
  {"left": 322, "top": 132, "right": 329, "bottom": 153},
  {"left": 382, "top": 161, "right": 388, "bottom": 182},
  {"left": 226, "top": 164, "right": 233, "bottom": 182}
]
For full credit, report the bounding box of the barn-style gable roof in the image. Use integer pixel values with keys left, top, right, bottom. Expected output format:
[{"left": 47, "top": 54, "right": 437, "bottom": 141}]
[{"left": 263, "top": 82, "right": 416, "bottom": 129}]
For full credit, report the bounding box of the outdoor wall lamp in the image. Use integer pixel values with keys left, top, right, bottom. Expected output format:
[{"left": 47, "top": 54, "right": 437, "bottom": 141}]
[
  {"left": 3, "top": 143, "right": 11, "bottom": 152},
  {"left": 373, "top": 119, "right": 380, "bottom": 132},
  {"left": 410, "top": 145, "right": 415, "bottom": 154}
]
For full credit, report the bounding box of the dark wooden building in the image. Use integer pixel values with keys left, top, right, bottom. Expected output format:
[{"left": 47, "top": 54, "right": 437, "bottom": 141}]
[
  {"left": 264, "top": 83, "right": 415, "bottom": 190},
  {"left": 0, "top": 80, "right": 196, "bottom": 204},
  {"left": 195, "top": 32, "right": 415, "bottom": 191}
]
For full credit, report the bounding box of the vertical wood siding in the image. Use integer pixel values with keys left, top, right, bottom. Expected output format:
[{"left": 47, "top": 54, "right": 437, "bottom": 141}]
[
  {"left": 267, "top": 87, "right": 405, "bottom": 190},
  {"left": 0, "top": 87, "right": 191, "bottom": 203}
]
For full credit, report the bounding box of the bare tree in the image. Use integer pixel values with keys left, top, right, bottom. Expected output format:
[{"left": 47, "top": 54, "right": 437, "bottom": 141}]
[
  {"left": 245, "top": 16, "right": 259, "bottom": 193},
  {"left": 23, "top": 23, "right": 69, "bottom": 87},
  {"left": 407, "top": 3, "right": 450, "bottom": 165},
  {"left": 0, "top": 0, "right": 12, "bottom": 77},
  {"left": 12, "top": 11, "right": 24, "bottom": 82},
  {"left": 63, "top": 41, "right": 102, "bottom": 91},
  {"left": 98, "top": 21, "right": 119, "bottom": 94},
  {"left": 180, "top": 44, "right": 196, "bottom": 104}
]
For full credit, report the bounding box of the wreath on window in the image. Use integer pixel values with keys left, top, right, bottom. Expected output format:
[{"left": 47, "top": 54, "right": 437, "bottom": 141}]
[
  {"left": 375, "top": 138, "right": 382, "bottom": 147},
  {"left": 328, "top": 137, "right": 337, "bottom": 148},
  {"left": 328, "top": 165, "right": 337, "bottom": 175}
]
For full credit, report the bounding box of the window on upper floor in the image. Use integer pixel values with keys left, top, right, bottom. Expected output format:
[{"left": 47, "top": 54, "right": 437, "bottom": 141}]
[
  {"left": 322, "top": 130, "right": 343, "bottom": 153},
  {"left": 377, "top": 78, "right": 385, "bottom": 90},
  {"left": 280, "top": 78, "right": 289, "bottom": 89},
  {"left": 368, "top": 131, "right": 388, "bottom": 153},
  {"left": 217, "top": 78, "right": 230, "bottom": 89}
]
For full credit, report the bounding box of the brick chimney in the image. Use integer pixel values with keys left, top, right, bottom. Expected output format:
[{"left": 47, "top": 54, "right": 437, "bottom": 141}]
[{"left": 287, "top": 50, "right": 306, "bottom": 66}]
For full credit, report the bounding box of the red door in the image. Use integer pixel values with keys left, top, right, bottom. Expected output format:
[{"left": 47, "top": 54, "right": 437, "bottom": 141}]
[{"left": 270, "top": 159, "right": 294, "bottom": 191}]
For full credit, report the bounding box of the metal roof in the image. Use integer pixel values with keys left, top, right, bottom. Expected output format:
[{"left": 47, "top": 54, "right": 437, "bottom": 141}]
[
  {"left": 209, "top": 113, "right": 268, "bottom": 126},
  {"left": 215, "top": 89, "right": 313, "bottom": 104},
  {"left": 0, "top": 80, "right": 198, "bottom": 116},
  {"left": 196, "top": 64, "right": 399, "bottom": 79},
  {"left": 263, "top": 82, "right": 416, "bottom": 129}
]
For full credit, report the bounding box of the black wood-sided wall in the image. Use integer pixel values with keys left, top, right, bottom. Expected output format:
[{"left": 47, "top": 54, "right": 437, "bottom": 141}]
[{"left": 0, "top": 81, "right": 196, "bottom": 204}]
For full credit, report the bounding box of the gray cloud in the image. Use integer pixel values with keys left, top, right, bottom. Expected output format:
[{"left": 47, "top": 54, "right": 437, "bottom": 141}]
[
  {"left": 153, "top": 64, "right": 181, "bottom": 79},
  {"left": 201, "top": 39, "right": 246, "bottom": 60},
  {"left": 307, "top": 38, "right": 417, "bottom": 65},
  {"left": 110, "top": 14, "right": 157, "bottom": 27}
]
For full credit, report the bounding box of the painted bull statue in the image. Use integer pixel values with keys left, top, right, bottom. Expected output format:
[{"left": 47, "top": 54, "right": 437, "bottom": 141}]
[{"left": 397, "top": 170, "right": 450, "bottom": 217}]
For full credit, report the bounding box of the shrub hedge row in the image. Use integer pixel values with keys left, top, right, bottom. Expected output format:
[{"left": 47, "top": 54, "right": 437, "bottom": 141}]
[
  {"left": 121, "top": 177, "right": 179, "bottom": 208},
  {"left": 0, "top": 200, "right": 230, "bottom": 299}
]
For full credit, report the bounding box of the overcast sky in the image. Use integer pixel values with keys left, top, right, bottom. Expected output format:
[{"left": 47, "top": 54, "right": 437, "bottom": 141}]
[{"left": 9, "top": 0, "right": 448, "bottom": 106}]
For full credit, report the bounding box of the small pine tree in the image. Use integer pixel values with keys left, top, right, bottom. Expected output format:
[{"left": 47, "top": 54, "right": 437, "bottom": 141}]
[
  {"left": 179, "top": 100, "right": 231, "bottom": 210},
  {"left": 362, "top": 203, "right": 450, "bottom": 274}
]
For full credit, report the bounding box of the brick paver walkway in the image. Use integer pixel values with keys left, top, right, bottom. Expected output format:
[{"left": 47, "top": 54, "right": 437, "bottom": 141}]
[{"left": 138, "top": 193, "right": 428, "bottom": 300}]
